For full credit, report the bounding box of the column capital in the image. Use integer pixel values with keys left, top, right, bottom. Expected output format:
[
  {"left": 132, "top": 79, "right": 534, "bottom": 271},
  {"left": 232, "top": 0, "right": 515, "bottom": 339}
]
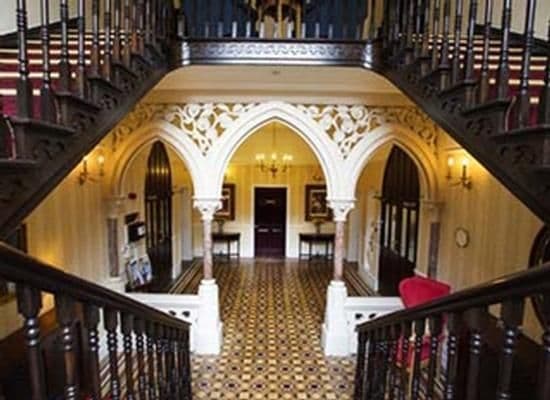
[
  {"left": 194, "top": 197, "right": 222, "bottom": 222},
  {"left": 105, "top": 195, "right": 126, "bottom": 218},
  {"left": 327, "top": 198, "right": 355, "bottom": 222}
]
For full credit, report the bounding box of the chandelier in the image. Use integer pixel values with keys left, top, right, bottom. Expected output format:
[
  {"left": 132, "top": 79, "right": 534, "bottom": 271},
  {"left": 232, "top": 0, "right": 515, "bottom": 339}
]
[{"left": 255, "top": 123, "right": 293, "bottom": 178}]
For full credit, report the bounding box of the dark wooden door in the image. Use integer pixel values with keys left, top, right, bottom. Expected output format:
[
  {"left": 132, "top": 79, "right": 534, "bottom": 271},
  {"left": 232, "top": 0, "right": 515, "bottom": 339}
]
[
  {"left": 145, "top": 141, "right": 173, "bottom": 287},
  {"left": 378, "top": 146, "right": 420, "bottom": 296},
  {"left": 254, "top": 188, "right": 287, "bottom": 258}
]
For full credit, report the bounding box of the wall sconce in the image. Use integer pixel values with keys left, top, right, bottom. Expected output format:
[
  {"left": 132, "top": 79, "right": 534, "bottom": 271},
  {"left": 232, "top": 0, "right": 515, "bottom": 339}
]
[
  {"left": 79, "top": 153, "right": 105, "bottom": 185},
  {"left": 446, "top": 156, "right": 472, "bottom": 190}
]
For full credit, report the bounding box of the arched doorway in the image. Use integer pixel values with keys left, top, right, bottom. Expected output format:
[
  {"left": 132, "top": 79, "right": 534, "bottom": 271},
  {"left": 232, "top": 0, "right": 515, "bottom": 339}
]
[
  {"left": 145, "top": 141, "right": 173, "bottom": 287},
  {"left": 378, "top": 146, "right": 420, "bottom": 295}
]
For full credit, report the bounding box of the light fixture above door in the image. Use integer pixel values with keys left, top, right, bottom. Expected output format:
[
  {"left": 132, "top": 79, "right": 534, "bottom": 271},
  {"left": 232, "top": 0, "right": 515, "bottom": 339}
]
[{"left": 255, "top": 123, "right": 293, "bottom": 178}]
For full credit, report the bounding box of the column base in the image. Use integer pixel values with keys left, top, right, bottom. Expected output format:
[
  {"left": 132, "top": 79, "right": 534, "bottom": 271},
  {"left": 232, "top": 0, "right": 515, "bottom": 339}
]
[
  {"left": 195, "top": 279, "right": 223, "bottom": 355},
  {"left": 321, "top": 280, "right": 350, "bottom": 356}
]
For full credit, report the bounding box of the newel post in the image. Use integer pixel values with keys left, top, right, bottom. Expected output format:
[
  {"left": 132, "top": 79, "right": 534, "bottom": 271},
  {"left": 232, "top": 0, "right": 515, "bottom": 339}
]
[
  {"left": 321, "top": 198, "right": 355, "bottom": 356},
  {"left": 193, "top": 197, "right": 223, "bottom": 355}
]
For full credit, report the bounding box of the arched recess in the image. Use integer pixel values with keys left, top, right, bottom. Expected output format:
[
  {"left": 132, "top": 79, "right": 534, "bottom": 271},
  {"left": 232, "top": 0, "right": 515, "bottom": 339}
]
[
  {"left": 204, "top": 102, "right": 345, "bottom": 202},
  {"left": 109, "top": 121, "right": 205, "bottom": 197}
]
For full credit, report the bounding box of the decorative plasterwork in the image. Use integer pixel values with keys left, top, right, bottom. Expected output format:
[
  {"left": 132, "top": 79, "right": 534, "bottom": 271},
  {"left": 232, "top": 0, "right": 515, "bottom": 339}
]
[
  {"left": 328, "top": 199, "right": 356, "bottom": 222},
  {"left": 111, "top": 103, "right": 257, "bottom": 154},
  {"left": 296, "top": 104, "right": 440, "bottom": 158},
  {"left": 194, "top": 198, "right": 222, "bottom": 222}
]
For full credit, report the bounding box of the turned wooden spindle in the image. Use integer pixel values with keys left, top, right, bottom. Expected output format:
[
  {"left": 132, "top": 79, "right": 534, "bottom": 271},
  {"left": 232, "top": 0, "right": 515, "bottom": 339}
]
[
  {"left": 90, "top": 0, "right": 101, "bottom": 77},
  {"left": 55, "top": 295, "right": 79, "bottom": 400},
  {"left": 444, "top": 313, "right": 461, "bottom": 400},
  {"left": 405, "top": 0, "right": 415, "bottom": 61},
  {"left": 478, "top": 0, "right": 494, "bottom": 103},
  {"left": 426, "top": 316, "right": 443, "bottom": 400},
  {"left": 16, "top": 285, "right": 47, "bottom": 400},
  {"left": 421, "top": 0, "right": 431, "bottom": 61},
  {"left": 169, "top": 329, "right": 181, "bottom": 399},
  {"left": 464, "top": 308, "right": 488, "bottom": 400},
  {"left": 537, "top": 20, "right": 550, "bottom": 124},
  {"left": 414, "top": 0, "right": 423, "bottom": 58},
  {"left": 431, "top": 0, "right": 441, "bottom": 70},
  {"left": 362, "top": 330, "right": 377, "bottom": 398},
  {"left": 122, "top": 0, "right": 132, "bottom": 66},
  {"left": 103, "top": 0, "right": 113, "bottom": 80},
  {"left": 438, "top": 0, "right": 451, "bottom": 90},
  {"left": 517, "top": 0, "right": 537, "bottom": 128},
  {"left": 58, "top": 0, "right": 71, "bottom": 92},
  {"left": 495, "top": 300, "right": 525, "bottom": 400},
  {"left": 76, "top": 0, "right": 87, "bottom": 97},
  {"left": 353, "top": 331, "right": 368, "bottom": 399},
  {"left": 388, "top": 324, "right": 401, "bottom": 400},
  {"left": 156, "top": 324, "right": 167, "bottom": 398},
  {"left": 84, "top": 305, "right": 102, "bottom": 400},
  {"left": 182, "top": 329, "right": 193, "bottom": 399},
  {"left": 495, "top": 0, "right": 512, "bottom": 99},
  {"left": 104, "top": 308, "right": 121, "bottom": 400},
  {"left": 16, "top": 0, "right": 33, "bottom": 120},
  {"left": 113, "top": 0, "right": 122, "bottom": 63},
  {"left": 40, "top": 0, "right": 55, "bottom": 122},
  {"left": 410, "top": 319, "right": 426, "bottom": 400},
  {"left": 122, "top": 313, "right": 136, "bottom": 400},
  {"left": 450, "top": 0, "right": 463, "bottom": 84},
  {"left": 463, "top": 0, "right": 478, "bottom": 106},
  {"left": 377, "top": 327, "right": 392, "bottom": 399},
  {"left": 134, "top": 319, "right": 148, "bottom": 400},
  {"left": 146, "top": 321, "right": 158, "bottom": 400},
  {"left": 399, "top": 321, "right": 412, "bottom": 399}
]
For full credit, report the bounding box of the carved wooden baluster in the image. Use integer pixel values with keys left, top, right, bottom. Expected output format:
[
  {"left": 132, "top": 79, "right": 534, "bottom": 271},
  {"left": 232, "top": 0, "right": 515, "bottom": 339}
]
[
  {"left": 122, "top": 0, "right": 131, "bottom": 66},
  {"left": 156, "top": 324, "right": 167, "bottom": 398},
  {"left": 450, "top": 0, "right": 463, "bottom": 84},
  {"left": 478, "top": 0, "right": 494, "bottom": 103},
  {"left": 420, "top": 0, "right": 431, "bottom": 68},
  {"left": 58, "top": 0, "right": 71, "bottom": 92},
  {"left": 122, "top": 313, "right": 136, "bottom": 400},
  {"left": 517, "top": 0, "right": 537, "bottom": 128},
  {"left": 425, "top": 316, "right": 442, "bottom": 400},
  {"left": 132, "top": 0, "right": 143, "bottom": 54},
  {"left": 170, "top": 328, "right": 181, "bottom": 399},
  {"left": 145, "top": 0, "right": 152, "bottom": 42},
  {"left": 414, "top": 0, "right": 423, "bottom": 58},
  {"left": 463, "top": 0, "right": 478, "bottom": 106},
  {"left": 353, "top": 331, "right": 368, "bottom": 399},
  {"left": 146, "top": 321, "right": 158, "bottom": 400},
  {"left": 464, "top": 307, "right": 488, "bottom": 400},
  {"left": 55, "top": 295, "right": 79, "bottom": 400},
  {"left": 443, "top": 312, "right": 461, "bottom": 400},
  {"left": 388, "top": 324, "right": 401, "bottom": 400},
  {"left": 134, "top": 319, "right": 147, "bottom": 400},
  {"left": 372, "top": 329, "right": 385, "bottom": 398},
  {"left": 495, "top": 0, "right": 512, "bottom": 99},
  {"left": 103, "top": 0, "right": 113, "bottom": 80},
  {"left": 410, "top": 319, "right": 426, "bottom": 400},
  {"left": 431, "top": 0, "right": 441, "bottom": 70},
  {"left": 378, "top": 327, "right": 392, "bottom": 400},
  {"left": 16, "top": 285, "right": 47, "bottom": 400},
  {"left": 182, "top": 329, "right": 193, "bottom": 400},
  {"left": 405, "top": 0, "right": 415, "bottom": 62},
  {"left": 165, "top": 327, "right": 176, "bottom": 398},
  {"left": 538, "top": 21, "right": 550, "bottom": 124},
  {"left": 40, "top": 0, "right": 55, "bottom": 122},
  {"left": 174, "top": 329, "right": 185, "bottom": 398},
  {"left": 536, "top": 296, "right": 550, "bottom": 400},
  {"left": 113, "top": 0, "right": 122, "bottom": 63},
  {"left": 16, "top": 0, "right": 33, "bottom": 120},
  {"left": 392, "top": 0, "right": 402, "bottom": 53},
  {"left": 90, "top": 0, "right": 100, "bottom": 77},
  {"left": 76, "top": 0, "right": 87, "bottom": 97},
  {"left": 362, "top": 330, "right": 376, "bottom": 398},
  {"left": 399, "top": 321, "right": 412, "bottom": 400},
  {"left": 84, "top": 305, "right": 102, "bottom": 400},
  {"left": 104, "top": 308, "right": 121, "bottom": 400},
  {"left": 495, "top": 299, "right": 525, "bottom": 400},
  {"left": 438, "top": 0, "right": 451, "bottom": 90}
]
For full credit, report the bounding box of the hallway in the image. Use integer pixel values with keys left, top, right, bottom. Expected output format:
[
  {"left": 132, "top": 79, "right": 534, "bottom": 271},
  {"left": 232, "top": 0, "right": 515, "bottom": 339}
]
[{"left": 190, "top": 259, "right": 356, "bottom": 399}]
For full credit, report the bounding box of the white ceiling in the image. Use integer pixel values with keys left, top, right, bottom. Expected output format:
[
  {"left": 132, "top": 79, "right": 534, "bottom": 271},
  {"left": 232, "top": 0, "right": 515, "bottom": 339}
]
[{"left": 148, "top": 65, "right": 410, "bottom": 105}]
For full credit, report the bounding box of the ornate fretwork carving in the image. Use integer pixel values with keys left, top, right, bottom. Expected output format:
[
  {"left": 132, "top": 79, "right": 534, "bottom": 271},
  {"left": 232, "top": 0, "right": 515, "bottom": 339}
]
[
  {"left": 111, "top": 103, "right": 257, "bottom": 154},
  {"left": 296, "top": 104, "right": 440, "bottom": 157}
]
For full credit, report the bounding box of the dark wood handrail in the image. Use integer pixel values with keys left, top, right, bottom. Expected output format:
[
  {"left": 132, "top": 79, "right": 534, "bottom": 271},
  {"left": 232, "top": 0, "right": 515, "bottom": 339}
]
[
  {"left": 0, "top": 242, "right": 188, "bottom": 331},
  {"left": 357, "top": 262, "right": 550, "bottom": 332}
]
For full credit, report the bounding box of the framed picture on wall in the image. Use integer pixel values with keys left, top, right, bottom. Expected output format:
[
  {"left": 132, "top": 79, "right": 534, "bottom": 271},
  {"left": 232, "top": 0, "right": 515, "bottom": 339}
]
[
  {"left": 305, "top": 184, "right": 331, "bottom": 221},
  {"left": 215, "top": 183, "right": 236, "bottom": 220}
]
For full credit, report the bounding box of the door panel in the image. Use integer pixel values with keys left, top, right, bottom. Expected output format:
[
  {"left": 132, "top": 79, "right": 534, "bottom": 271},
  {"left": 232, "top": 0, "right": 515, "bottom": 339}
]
[
  {"left": 145, "top": 141, "right": 173, "bottom": 288},
  {"left": 254, "top": 188, "right": 287, "bottom": 258},
  {"left": 378, "top": 147, "right": 420, "bottom": 296}
]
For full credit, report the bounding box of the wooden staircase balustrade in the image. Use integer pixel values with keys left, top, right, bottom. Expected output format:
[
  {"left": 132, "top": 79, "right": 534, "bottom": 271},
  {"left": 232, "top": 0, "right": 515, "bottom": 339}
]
[
  {"left": 0, "top": 242, "right": 192, "bottom": 399},
  {"left": 354, "top": 262, "right": 550, "bottom": 400}
]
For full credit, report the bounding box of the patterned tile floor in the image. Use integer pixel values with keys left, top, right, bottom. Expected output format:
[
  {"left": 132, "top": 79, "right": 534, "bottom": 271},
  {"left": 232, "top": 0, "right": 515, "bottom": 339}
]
[{"left": 190, "top": 259, "right": 356, "bottom": 399}]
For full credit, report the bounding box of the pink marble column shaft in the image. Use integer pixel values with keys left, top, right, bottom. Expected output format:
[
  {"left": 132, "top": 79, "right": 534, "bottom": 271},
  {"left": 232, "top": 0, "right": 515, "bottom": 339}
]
[
  {"left": 202, "top": 219, "right": 213, "bottom": 280},
  {"left": 333, "top": 220, "right": 345, "bottom": 281}
]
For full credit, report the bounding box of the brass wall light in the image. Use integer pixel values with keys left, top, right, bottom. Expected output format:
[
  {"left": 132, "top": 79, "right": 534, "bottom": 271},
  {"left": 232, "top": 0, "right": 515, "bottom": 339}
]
[
  {"left": 79, "top": 152, "right": 105, "bottom": 185},
  {"left": 446, "top": 156, "right": 472, "bottom": 190}
]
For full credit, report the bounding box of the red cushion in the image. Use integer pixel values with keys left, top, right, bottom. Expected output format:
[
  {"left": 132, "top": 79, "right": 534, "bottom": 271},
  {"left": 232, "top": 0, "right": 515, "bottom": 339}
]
[{"left": 398, "top": 276, "right": 451, "bottom": 309}]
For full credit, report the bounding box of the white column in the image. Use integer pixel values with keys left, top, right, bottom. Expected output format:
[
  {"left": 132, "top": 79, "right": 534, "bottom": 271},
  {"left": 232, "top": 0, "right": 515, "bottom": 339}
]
[
  {"left": 321, "top": 199, "right": 355, "bottom": 356},
  {"left": 103, "top": 196, "right": 126, "bottom": 293},
  {"left": 193, "top": 197, "right": 223, "bottom": 354}
]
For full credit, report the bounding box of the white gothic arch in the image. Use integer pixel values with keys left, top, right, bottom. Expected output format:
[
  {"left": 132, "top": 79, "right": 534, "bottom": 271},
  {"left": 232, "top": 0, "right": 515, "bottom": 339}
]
[{"left": 205, "top": 101, "right": 347, "bottom": 202}]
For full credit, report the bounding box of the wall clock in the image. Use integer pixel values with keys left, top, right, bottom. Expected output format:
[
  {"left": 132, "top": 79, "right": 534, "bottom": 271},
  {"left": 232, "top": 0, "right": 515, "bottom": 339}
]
[{"left": 454, "top": 227, "right": 469, "bottom": 248}]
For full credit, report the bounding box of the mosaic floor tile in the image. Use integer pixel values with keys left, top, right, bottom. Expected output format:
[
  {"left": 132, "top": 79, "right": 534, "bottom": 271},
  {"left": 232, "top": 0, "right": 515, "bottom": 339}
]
[{"left": 190, "top": 259, "right": 356, "bottom": 398}]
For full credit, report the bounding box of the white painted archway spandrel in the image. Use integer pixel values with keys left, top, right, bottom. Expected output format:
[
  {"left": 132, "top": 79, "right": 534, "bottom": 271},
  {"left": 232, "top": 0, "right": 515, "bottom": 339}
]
[{"left": 109, "top": 101, "right": 442, "bottom": 205}]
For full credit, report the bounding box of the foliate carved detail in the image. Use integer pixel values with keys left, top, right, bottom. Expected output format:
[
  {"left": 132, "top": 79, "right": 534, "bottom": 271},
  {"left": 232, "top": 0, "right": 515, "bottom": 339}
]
[
  {"left": 297, "top": 105, "right": 440, "bottom": 157},
  {"left": 111, "top": 103, "right": 257, "bottom": 153},
  {"left": 31, "top": 139, "right": 66, "bottom": 162},
  {"left": 0, "top": 176, "right": 27, "bottom": 203},
  {"left": 193, "top": 198, "right": 222, "bottom": 222},
  {"left": 498, "top": 144, "right": 537, "bottom": 165},
  {"left": 327, "top": 199, "right": 355, "bottom": 222},
  {"left": 183, "top": 41, "right": 368, "bottom": 65}
]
